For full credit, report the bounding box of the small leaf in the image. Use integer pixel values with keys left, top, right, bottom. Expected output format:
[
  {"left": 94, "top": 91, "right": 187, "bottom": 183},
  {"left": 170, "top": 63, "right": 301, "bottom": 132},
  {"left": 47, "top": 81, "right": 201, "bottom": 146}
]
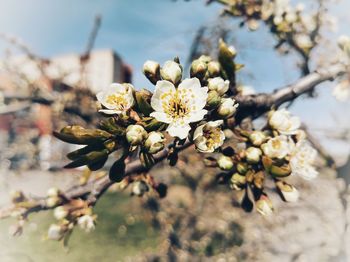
[
  {"left": 135, "top": 90, "right": 153, "bottom": 116},
  {"left": 64, "top": 149, "right": 109, "bottom": 169},
  {"left": 109, "top": 159, "right": 126, "bottom": 182}
]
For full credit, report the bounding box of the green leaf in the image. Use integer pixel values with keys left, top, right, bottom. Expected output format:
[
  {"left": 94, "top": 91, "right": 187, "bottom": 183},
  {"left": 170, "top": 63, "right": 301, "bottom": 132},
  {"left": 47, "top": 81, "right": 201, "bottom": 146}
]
[
  {"left": 54, "top": 126, "right": 112, "bottom": 145},
  {"left": 64, "top": 149, "right": 109, "bottom": 169},
  {"left": 99, "top": 118, "right": 125, "bottom": 136},
  {"left": 109, "top": 159, "right": 126, "bottom": 182}
]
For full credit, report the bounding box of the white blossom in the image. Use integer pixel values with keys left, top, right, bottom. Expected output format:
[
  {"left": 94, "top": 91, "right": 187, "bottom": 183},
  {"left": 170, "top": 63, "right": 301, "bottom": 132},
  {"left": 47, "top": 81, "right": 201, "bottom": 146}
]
[
  {"left": 289, "top": 141, "right": 318, "bottom": 180},
  {"left": 96, "top": 83, "right": 134, "bottom": 115},
  {"left": 246, "top": 147, "right": 262, "bottom": 164},
  {"left": 268, "top": 109, "right": 300, "bottom": 135},
  {"left": 150, "top": 78, "right": 208, "bottom": 139},
  {"left": 261, "top": 135, "right": 291, "bottom": 159},
  {"left": 77, "top": 215, "right": 95, "bottom": 233},
  {"left": 208, "top": 77, "right": 229, "bottom": 95},
  {"left": 193, "top": 120, "right": 225, "bottom": 153}
]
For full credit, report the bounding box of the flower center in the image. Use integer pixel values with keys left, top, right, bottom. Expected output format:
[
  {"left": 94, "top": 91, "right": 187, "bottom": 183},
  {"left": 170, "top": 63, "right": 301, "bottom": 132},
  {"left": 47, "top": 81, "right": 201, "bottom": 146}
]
[
  {"left": 162, "top": 89, "right": 195, "bottom": 122},
  {"left": 204, "top": 127, "right": 221, "bottom": 149},
  {"left": 106, "top": 94, "right": 127, "bottom": 109}
]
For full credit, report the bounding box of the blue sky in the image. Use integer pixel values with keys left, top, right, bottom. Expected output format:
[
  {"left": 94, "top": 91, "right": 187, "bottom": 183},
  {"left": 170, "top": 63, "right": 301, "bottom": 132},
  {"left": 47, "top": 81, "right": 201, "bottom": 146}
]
[{"left": 0, "top": 0, "right": 349, "bottom": 150}]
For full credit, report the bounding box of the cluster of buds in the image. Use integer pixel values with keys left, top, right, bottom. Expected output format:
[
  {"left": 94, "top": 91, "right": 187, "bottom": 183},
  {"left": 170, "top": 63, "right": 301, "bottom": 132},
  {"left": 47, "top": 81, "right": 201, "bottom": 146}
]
[
  {"left": 206, "top": 108, "right": 318, "bottom": 215},
  {"left": 211, "top": 0, "right": 322, "bottom": 55},
  {"left": 48, "top": 200, "right": 97, "bottom": 242}
]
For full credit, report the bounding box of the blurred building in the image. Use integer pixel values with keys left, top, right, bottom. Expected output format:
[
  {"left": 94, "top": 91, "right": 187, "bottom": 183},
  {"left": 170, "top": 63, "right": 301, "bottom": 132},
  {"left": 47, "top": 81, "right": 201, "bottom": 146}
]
[{"left": 0, "top": 50, "right": 132, "bottom": 170}]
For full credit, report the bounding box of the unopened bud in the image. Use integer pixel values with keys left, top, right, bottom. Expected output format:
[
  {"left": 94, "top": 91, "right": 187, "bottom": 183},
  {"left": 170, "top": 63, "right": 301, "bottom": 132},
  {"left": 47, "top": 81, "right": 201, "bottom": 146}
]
[
  {"left": 230, "top": 173, "right": 246, "bottom": 190},
  {"left": 47, "top": 224, "right": 64, "bottom": 241},
  {"left": 190, "top": 59, "right": 207, "bottom": 79},
  {"left": 217, "top": 98, "right": 238, "bottom": 119},
  {"left": 160, "top": 60, "right": 182, "bottom": 84},
  {"left": 256, "top": 195, "right": 273, "bottom": 216},
  {"left": 208, "top": 77, "right": 229, "bottom": 95},
  {"left": 77, "top": 215, "right": 96, "bottom": 233},
  {"left": 126, "top": 125, "right": 148, "bottom": 146},
  {"left": 207, "top": 61, "right": 221, "bottom": 77},
  {"left": 46, "top": 197, "right": 60, "bottom": 207},
  {"left": 53, "top": 206, "right": 69, "bottom": 220},
  {"left": 217, "top": 155, "right": 234, "bottom": 171},
  {"left": 206, "top": 90, "right": 221, "bottom": 108},
  {"left": 249, "top": 131, "right": 267, "bottom": 146},
  {"left": 236, "top": 162, "right": 248, "bottom": 175},
  {"left": 47, "top": 187, "right": 60, "bottom": 198},
  {"left": 143, "top": 60, "right": 160, "bottom": 84},
  {"left": 276, "top": 181, "right": 299, "bottom": 202},
  {"left": 144, "top": 131, "right": 165, "bottom": 154},
  {"left": 132, "top": 181, "right": 149, "bottom": 197},
  {"left": 246, "top": 147, "right": 262, "bottom": 164}
]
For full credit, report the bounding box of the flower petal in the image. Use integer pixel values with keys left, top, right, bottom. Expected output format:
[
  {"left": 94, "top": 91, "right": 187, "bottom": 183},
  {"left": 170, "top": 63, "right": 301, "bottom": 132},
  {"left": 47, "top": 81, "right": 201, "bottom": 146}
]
[
  {"left": 151, "top": 80, "right": 176, "bottom": 112},
  {"left": 167, "top": 123, "right": 191, "bottom": 139},
  {"left": 98, "top": 109, "right": 122, "bottom": 115},
  {"left": 150, "top": 112, "right": 172, "bottom": 124},
  {"left": 188, "top": 109, "right": 207, "bottom": 123}
]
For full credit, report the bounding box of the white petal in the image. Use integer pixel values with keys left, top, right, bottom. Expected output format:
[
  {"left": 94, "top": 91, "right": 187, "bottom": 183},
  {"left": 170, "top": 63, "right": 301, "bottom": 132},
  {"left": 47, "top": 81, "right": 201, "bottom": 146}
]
[
  {"left": 193, "top": 124, "right": 205, "bottom": 140},
  {"left": 151, "top": 80, "right": 175, "bottom": 111},
  {"left": 167, "top": 123, "right": 191, "bottom": 139},
  {"left": 150, "top": 112, "right": 171, "bottom": 123},
  {"left": 188, "top": 109, "right": 207, "bottom": 123},
  {"left": 98, "top": 109, "right": 122, "bottom": 115},
  {"left": 178, "top": 77, "right": 201, "bottom": 90}
]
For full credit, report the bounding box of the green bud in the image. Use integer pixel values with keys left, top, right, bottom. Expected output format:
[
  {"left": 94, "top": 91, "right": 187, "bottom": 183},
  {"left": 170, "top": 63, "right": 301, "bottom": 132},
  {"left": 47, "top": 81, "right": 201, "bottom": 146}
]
[
  {"left": 135, "top": 89, "right": 153, "bottom": 116},
  {"left": 160, "top": 60, "right": 182, "bottom": 84},
  {"left": 236, "top": 162, "right": 248, "bottom": 175},
  {"left": 126, "top": 125, "right": 148, "bottom": 146},
  {"left": 217, "top": 98, "right": 238, "bottom": 119},
  {"left": 144, "top": 131, "right": 165, "bottom": 154},
  {"left": 249, "top": 131, "right": 267, "bottom": 146},
  {"left": 190, "top": 59, "right": 207, "bottom": 79},
  {"left": 143, "top": 60, "right": 160, "bottom": 84},
  {"left": 230, "top": 173, "right": 246, "bottom": 190},
  {"left": 256, "top": 195, "right": 273, "bottom": 216},
  {"left": 206, "top": 90, "right": 221, "bottom": 108},
  {"left": 217, "top": 155, "right": 234, "bottom": 171},
  {"left": 245, "top": 147, "right": 262, "bottom": 164},
  {"left": 270, "top": 164, "right": 292, "bottom": 177},
  {"left": 53, "top": 126, "right": 112, "bottom": 145},
  {"left": 207, "top": 61, "right": 221, "bottom": 77}
]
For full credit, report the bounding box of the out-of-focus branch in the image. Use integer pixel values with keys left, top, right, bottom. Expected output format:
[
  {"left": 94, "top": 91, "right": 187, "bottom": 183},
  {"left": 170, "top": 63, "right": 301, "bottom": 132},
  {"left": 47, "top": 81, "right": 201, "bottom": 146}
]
[{"left": 0, "top": 62, "right": 346, "bottom": 219}]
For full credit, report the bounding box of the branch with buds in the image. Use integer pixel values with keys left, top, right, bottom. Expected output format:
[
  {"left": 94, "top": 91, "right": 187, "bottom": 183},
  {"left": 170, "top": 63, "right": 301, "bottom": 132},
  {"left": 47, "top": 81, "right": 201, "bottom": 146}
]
[{"left": 1, "top": 35, "right": 348, "bottom": 243}]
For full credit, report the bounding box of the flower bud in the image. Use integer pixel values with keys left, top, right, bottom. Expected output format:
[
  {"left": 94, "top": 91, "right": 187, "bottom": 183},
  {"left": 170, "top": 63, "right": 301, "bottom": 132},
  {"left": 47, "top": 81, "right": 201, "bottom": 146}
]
[
  {"left": 47, "top": 187, "right": 60, "bottom": 198},
  {"left": 53, "top": 206, "right": 68, "bottom": 220},
  {"left": 47, "top": 224, "right": 64, "bottom": 240},
  {"left": 190, "top": 59, "right": 207, "bottom": 79},
  {"left": 46, "top": 197, "right": 60, "bottom": 207},
  {"left": 230, "top": 173, "right": 246, "bottom": 190},
  {"left": 217, "top": 98, "right": 238, "bottom": 119},
  {"left": 246, "top": 147, "right": 262, "bottom": 164},
  {"left": 256, "top": 195, "right": 273, "bottom": 216},
  {"left": 206, "top": 90, "right": 221, "bottom": 108},
  {"left": 207, "top": 61, "right": 221, "bottom": 77},
  {"left": 160, "top": 60, "right": 182, "bottom": 84},
  {"left": 77, "top": 215, "right": 95, "bottom": 233},
  {"left": 208, "top": 77, "right": 230, "bottom": 96},
  {"left": 126, "top": 125, "right": 148, "bottom": 146},
  {"left": 144, "top": 131, "right": 165, "bottom": 154},
  {"left": 249, "top": 131, "right": 267, "bottom": 146},
  {"left": 275, "top": 181, "right": 299, "bottom": 202},
  {"left": 236, "top": 162, "right": 248, "bottom": 175},
  {"left": 132, "top": 181, "right": 149, "bottom": 197},
  {"left": 143, "top": 60, "right": 160, "bottom": 84},
  {"left": 217, "top": 155, "right": 234, "bottom": 171}
]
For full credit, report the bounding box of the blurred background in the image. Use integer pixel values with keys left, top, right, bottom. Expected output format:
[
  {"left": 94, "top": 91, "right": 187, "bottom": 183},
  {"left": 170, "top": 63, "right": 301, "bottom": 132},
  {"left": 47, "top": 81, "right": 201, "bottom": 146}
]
[{"left": 0, "top": 0, "right": 349, "bottom": 261}]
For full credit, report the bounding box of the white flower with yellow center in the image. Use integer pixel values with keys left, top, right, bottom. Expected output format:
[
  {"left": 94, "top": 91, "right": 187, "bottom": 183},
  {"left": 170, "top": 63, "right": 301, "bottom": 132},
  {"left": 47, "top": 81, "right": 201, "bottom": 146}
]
[
  {"left": 268, "top": 108, "right": 300, "bottom": 135},
  {"left": 261, "top": 135, "right": 290, "bottom": 159},
  {"left": 289, "top": 141, "right": 318, "bottom": 180},
  {"left": 150, "top": 78, "right": 208, "bottom": 139},
  {"left": 193, "top": 120, "right": 225, "bottom": 153},
  {"left": 96, "top": 83, "right": 134, "bottom": 115}
]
